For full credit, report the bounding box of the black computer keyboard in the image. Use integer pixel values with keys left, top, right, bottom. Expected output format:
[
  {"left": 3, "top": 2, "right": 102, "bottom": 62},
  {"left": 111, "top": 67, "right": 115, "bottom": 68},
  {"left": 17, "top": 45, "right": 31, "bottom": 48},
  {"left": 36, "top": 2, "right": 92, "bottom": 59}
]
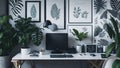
[{"left": 50, "top": 54, "right": 73, "bottom": 58}]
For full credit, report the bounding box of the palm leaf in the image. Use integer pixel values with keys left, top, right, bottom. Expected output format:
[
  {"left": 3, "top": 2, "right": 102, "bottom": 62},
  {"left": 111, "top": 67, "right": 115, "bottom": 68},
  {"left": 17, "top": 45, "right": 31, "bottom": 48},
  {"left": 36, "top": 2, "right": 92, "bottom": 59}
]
[
  {"left": 104, "top": 23, "right": 115, "bottom": 38},
  {"left": 110, "top": 16, "right": 119, "bottom": 35},
  {"left": 116, "top": 48, "right": 120, "bottom": 57},
  {"left": 9, "top": 0, "right": 23, "bottom": 16},
  {"left": 105, "top": 42, "right": 116, "bottom": 57},
  {"left": 73, "top": 29, "right": 79, "bottom": 36}
]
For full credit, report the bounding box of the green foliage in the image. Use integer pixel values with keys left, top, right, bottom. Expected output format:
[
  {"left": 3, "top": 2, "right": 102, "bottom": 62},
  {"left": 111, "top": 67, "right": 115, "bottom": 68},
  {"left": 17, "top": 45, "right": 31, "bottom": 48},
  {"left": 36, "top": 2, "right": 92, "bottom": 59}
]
[
  {"left": 112, "top": 60, "right": 120, "bottom": 68},
  {"left": 32, "top": 29, "right": 43, "bottom": 46},
  {"left": 104, "top": 16, "right": 120, "bottom": 68},
  {"left": 71, "top": 28, "right": 88, "bottom": 41},
  {"left": 0, "top": 49, "right": 2, "bottom": 56},
  {"left": 15, "top": 16, "right": 43, "bottom": 47},
  {"left": 105, "top": 42, "right": 116, "bottom": 57},
  {"left": 104, "top": 16, "right": 120, "bottom": 57},
  {"left": 0, "top": 15, "right": 18, "bottom": 56}
]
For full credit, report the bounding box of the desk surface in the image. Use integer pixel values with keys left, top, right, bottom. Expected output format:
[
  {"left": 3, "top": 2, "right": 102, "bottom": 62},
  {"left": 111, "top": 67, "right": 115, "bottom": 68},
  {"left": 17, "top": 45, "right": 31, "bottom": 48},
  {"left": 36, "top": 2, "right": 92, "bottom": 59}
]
[{"left": 11, "top": 53, "right": 107, "bottom": 62}]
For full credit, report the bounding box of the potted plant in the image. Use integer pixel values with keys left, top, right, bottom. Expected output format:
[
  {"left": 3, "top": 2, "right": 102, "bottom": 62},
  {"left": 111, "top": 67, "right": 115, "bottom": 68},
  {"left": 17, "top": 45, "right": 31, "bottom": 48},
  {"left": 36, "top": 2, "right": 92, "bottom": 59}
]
[
  {"left": 14, "top": 16, "right": 43, "bottom": 55},
  {"left": 71, "top": 28, "right": 88, "bottom": 53},
  {"left": 103, "top": 16, "right": 120, "bottom": 68},
  {"left": 0, "top": 15, "right": 18, "bottom": 68}
]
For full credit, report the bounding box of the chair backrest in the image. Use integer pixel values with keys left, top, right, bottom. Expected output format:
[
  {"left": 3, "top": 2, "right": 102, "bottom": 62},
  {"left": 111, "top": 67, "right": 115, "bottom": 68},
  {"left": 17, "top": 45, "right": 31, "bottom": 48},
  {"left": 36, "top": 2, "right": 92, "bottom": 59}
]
[{"left": 102, "top": 56, "right": 119, "bottom": 68}]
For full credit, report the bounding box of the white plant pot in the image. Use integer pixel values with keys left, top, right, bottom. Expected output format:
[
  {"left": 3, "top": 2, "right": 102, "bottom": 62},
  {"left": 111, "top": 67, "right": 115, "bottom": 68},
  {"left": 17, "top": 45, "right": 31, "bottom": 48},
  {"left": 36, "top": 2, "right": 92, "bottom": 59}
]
[
  {"left": 76, "top": 46, "right": 81, "bottom": 53},
  {"left": 0, "top": 56, "right": 9, "bottom": 68},
  {"left": 21, "top": 48, "right": 30, "bottom": 55},
  {"left": 102, "top": 56, "right": 119, "bottom": 68}
]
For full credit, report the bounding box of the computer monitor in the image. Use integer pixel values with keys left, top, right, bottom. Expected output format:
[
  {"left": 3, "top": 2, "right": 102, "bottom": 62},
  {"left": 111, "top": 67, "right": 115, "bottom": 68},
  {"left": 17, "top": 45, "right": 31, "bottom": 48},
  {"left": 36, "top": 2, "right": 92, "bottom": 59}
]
[{"left": 46, "top": 33, "right": 68, "bottom": 53}]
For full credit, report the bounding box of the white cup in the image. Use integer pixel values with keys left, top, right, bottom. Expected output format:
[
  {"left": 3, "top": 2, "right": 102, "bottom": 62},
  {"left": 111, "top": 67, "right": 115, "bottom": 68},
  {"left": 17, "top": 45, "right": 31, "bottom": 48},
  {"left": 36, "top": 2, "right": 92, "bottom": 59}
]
[
  {"left": 21, "top": 48, "right": 30, "bottom": 55},
  {"left": 76, "top": 46, "right": 81, "bottom": 53}
]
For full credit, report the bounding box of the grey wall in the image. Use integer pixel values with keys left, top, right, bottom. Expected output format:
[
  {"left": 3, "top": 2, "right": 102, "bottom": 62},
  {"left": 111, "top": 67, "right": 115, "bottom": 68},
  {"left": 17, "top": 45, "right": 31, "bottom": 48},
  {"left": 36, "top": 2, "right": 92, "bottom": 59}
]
[{"left": 0, "top": 0, "right": 8, "bottom": 15}]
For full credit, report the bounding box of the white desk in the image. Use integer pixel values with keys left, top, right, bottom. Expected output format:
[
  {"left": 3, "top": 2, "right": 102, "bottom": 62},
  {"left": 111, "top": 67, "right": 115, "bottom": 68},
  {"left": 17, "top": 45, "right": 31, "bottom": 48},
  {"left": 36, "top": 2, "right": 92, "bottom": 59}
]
[{"left": 11, "top": 53, "right": 106, "bottom": 68}]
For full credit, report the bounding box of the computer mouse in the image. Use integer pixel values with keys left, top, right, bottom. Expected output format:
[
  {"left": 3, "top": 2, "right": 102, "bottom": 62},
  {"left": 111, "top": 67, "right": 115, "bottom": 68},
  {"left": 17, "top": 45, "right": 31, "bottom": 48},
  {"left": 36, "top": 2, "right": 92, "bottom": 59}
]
[{"left": 90, "top": 54, "right": 96, "bottom": 56}]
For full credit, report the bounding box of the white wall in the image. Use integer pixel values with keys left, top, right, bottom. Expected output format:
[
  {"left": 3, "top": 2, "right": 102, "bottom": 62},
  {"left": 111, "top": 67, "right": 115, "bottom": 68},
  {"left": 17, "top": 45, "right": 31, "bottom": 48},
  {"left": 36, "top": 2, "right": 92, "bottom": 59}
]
[
  {"left": 9, "top": 0, "right": 96, "bottom": 48},
  {"left": 9, "top": 0, "right": 115, "bottom": 68}
]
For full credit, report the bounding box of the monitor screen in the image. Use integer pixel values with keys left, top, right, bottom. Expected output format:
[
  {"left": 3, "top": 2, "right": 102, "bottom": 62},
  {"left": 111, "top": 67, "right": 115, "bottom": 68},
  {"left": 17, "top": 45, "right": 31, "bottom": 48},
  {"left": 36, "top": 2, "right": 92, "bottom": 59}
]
[{"left": 46, "top": 33, "right": 68, "bottom": 52}]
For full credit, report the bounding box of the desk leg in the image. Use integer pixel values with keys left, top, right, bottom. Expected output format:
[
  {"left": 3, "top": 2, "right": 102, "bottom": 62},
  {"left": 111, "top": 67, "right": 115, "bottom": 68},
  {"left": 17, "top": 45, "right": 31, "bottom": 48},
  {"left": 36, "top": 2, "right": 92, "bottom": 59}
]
[
  {"left": 13, "top": 61, "right": 24, "bottom": 68},
  {"left": 30, "top": 61, "right": 36, "bottom": 68},
  {"left": 88, "top": 60, "right": 104, "bottom": 68}
]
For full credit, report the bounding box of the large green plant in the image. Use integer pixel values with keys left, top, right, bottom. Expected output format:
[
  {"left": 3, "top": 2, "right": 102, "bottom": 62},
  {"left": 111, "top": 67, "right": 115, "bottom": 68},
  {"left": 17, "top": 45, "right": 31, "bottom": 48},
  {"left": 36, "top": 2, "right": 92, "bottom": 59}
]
[
  {"left": 71, "top": 28, "right": 88, "bottom": 41},
  {"left": 0, "top": 15, "right": 18, "bottom": 56},
  {"left": 15, "top": 16, "right": 43, "bottom": 47},
  {"left": 104, "top": 16, "right": 120, "bottom": 68}
]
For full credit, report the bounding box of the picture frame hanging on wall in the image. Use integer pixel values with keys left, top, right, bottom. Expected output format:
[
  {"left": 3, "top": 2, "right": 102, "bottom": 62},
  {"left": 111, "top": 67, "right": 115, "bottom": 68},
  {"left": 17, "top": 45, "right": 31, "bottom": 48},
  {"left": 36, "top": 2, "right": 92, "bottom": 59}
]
[
  {"left": 45, "top": 0, "right": 66, "bottom": 29},
  {"left": 25, "top": 1, "right": 41, "bottom": 22},
  {"left": 68, "top": 0, "right": 92, "bottom": 23},
  {"left": 68, "top": 25, "right": 93, "bottom": 45}
]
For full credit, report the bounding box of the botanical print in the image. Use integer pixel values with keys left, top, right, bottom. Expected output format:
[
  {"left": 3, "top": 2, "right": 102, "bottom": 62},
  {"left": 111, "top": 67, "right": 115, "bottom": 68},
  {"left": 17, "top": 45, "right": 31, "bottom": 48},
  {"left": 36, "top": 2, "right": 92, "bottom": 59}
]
[
  {"left": 9, "top": 0, "right": 23, "bottom": 16},
  {"left": 98, "top": 39, "right": 109, "bottom": 46},
  {"left": 100, "top": 0, "right": 120, "bottom": 20},
  {"left": 73, "top": 7, "right": 81, "bottom": 18},
  {"left": 94, "top": 26, "right": 103, "bottom": 37},
  {"left": 45, "top": 0, "right": 65, "bottom": 29},
  {"left": 73, "top": 7, "right": 88, "bottom": 19},
  {"left": 99, "top": 31, "right": 106, "bottom": 37},
  {"left": 51, "top": 4, "right": 60, "bottom": 20},
  {"left": 81, "top": 11, "right": 88, "bottom": 18},
  {"left": 30, "top": 4, "right": 37, "bottom": 18},
  {"left": 26, "top": 1, "right": 41, "bottom": 22},
  {"left": 69, "top": 0, "right": 92, "bottom": 23},
  {"left": 94, "top": 0, "right": 107, "bottom": 13},
  {"left": 68, "top": 25, "right": 93, "bottom": 45}
]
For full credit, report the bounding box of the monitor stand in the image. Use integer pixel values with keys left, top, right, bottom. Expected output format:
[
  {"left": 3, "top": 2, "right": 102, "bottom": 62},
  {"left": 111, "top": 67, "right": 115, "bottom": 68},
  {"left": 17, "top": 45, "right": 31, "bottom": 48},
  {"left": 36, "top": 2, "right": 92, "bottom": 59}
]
[{"left": 51, "top": 50, "right": 63, "bottom": 54}]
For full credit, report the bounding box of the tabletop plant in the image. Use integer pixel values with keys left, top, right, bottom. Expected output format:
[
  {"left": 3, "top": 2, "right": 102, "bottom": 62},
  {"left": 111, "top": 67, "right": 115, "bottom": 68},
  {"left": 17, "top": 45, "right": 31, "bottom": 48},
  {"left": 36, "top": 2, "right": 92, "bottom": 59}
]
[
  {"left": 0, "top": 15, "right": 18, "bottom": 56},
  {"left": 14, "top": 16, "right": 43, "bottom": 48},
  {"left": 71, "top": 28, "right": 88, "bottom": 41},
  {"left": 103, "top": 16, "right": 120, "bottom": 68}
]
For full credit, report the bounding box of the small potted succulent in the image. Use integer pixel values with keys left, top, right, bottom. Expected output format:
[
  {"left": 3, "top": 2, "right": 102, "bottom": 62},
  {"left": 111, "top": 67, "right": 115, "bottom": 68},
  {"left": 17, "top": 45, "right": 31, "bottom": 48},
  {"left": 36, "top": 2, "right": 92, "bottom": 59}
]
[
  {"left": 14, "top": 16, "right": 43, "bottom": 55},
  {"left": 71, "top": 28, "right": 88, "bottom": 53}
]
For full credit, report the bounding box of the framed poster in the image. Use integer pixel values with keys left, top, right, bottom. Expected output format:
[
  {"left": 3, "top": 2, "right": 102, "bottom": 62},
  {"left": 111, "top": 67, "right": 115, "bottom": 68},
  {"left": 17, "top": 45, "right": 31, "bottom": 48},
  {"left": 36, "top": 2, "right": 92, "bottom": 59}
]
[
  {"left": 25, "top": 1, "right": 41, "bottom": 22},
  {"left": 68, "top": 0, "right": 92, "bottom": 23},
  {"left": 45, "top": 0, "right": 66, "bottom": 29},
  {"left": 68, "top": 25, "right": 93, "bottom": 46}
]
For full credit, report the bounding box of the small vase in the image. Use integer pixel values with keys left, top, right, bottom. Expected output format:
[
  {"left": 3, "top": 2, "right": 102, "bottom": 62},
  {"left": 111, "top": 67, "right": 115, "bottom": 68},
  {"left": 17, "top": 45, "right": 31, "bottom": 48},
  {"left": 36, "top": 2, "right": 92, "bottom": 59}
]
[
  {"left": 21, "top": 48, "right": 30, "bottom": 55},
  {"left": 76, "top": 46, "right": 81, "bottom": 53}
]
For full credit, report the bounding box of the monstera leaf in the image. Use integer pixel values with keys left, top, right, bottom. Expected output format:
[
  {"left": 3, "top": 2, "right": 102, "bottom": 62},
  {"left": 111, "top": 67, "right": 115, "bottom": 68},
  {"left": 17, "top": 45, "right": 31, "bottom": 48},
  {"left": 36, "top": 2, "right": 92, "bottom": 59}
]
[
  {"left": 9, "top": 0, "right": 23, "bottom": 16},
  {"left": 32, "top": 29, "right": 43, "bottom": 46}
]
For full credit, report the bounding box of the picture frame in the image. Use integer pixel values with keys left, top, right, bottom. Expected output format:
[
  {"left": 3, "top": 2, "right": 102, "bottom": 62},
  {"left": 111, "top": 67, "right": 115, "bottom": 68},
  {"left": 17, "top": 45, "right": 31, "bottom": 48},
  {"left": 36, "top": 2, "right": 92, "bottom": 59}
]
[
  {"left": 25, "top": 1, "right": 41, "bottom": 22},
  {"left": 68, "top": 0, "right": 92, "bottom": 23},
  {"left": 68, "top": 25, "right": 93, "bottom": 46},
  {"left": 45, "top": 0, "right": 66, "bottom": 29}
]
